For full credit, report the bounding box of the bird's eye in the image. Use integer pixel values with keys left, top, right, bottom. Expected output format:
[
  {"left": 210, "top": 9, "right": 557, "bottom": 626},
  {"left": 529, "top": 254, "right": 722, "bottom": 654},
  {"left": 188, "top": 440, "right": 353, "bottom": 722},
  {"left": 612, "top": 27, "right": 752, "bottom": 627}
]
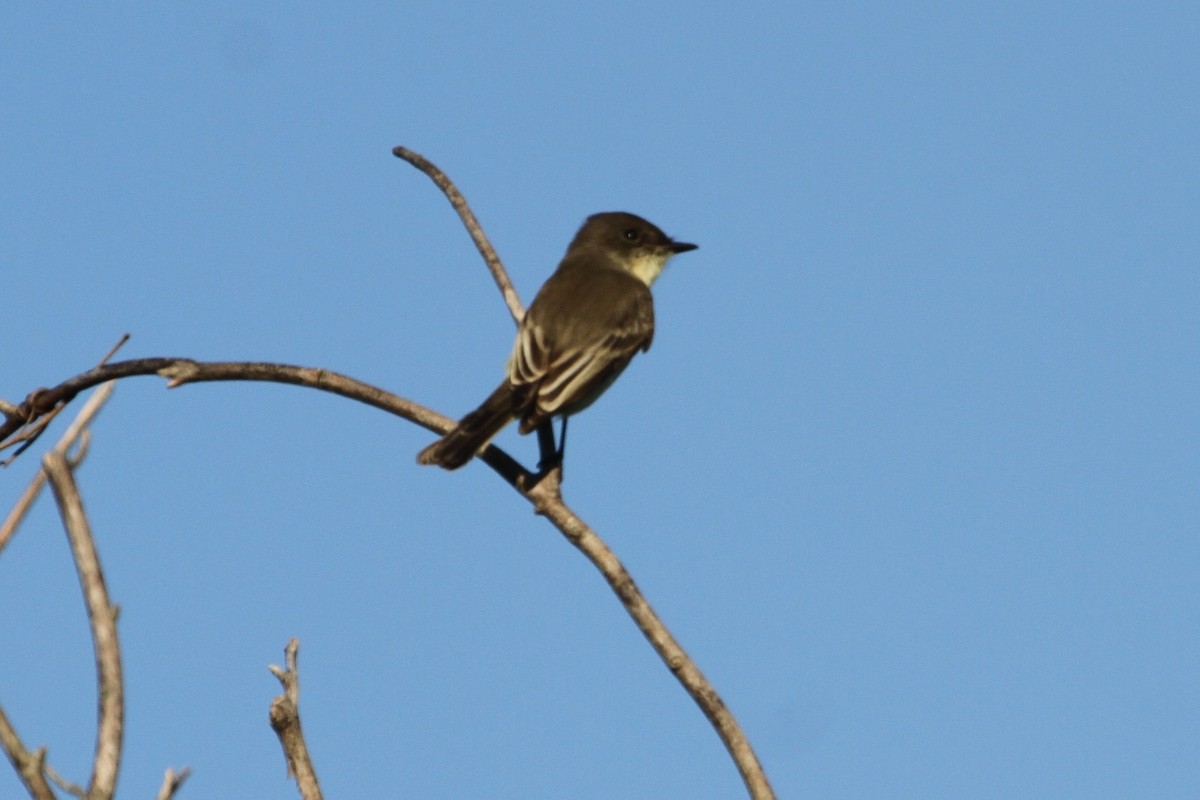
[{"left": 623, "top": 229, "right": 640, "bottom": 242}]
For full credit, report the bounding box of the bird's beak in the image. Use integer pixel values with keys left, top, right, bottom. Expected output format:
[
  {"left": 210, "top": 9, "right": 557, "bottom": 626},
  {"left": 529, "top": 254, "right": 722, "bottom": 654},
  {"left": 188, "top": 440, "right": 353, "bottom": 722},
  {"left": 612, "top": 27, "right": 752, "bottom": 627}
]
[{"left": 669, "top": 240, "right": 698, "bottom": 254}]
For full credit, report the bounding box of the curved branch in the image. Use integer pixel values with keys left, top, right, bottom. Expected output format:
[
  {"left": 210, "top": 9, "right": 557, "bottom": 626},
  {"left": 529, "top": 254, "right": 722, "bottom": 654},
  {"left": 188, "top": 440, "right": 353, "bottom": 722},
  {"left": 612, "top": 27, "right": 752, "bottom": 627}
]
[
  {"left": 2, "top": 359, "right": 530, "bottom": 487},
  {"left": 3, "top": 353, "right": 774, "bottom": 798},
  {"left": 4, "top": 143, "right": 773, "bottom": 794},
  {"left": 525, "top": 473, "right": 776, "bottom": 799},
  {"left": 43, "top": 450, "right": 123, "bottom": 800},
  {"left": 391, "top": 146, "right": 525, "bottom": 323},
  {"left": 1, "top": 381, "right": 120, "bottom": 800},
  {"left": 1, "top": 335, "right": 127, "bottom": 466}
]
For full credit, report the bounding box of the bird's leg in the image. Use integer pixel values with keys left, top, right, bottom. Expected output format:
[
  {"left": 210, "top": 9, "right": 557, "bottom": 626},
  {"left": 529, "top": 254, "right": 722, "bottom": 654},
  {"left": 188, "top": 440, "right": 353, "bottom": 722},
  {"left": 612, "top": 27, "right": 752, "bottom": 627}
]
[
  {"left": 535, "top": 420, "right": 559, "bottom": 474},
  {"left": 557, "top": 417, "right": 569, "bottom": 464},
  {"left": 534, "top": 418, "right": 569, "bottom": 480}
]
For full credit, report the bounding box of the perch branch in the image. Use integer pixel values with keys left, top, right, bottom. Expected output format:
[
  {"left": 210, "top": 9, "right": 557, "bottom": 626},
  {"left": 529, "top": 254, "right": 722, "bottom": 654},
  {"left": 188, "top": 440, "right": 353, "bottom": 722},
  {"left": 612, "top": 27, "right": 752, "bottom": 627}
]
[
  {"left": 0, "top": 150, "right": 774, "bottom": 799},
  {"left": 3, "top": 354, "right": 774, "bottom": 797},
  {"left": 524, "top": 473, "right": 776, "bottom": 799},
  {"left": 1, "top": 359, "right": 528, "bottom": 488},
  {"left": 391, "top": 145, "right": 775, "bottom": 797}
]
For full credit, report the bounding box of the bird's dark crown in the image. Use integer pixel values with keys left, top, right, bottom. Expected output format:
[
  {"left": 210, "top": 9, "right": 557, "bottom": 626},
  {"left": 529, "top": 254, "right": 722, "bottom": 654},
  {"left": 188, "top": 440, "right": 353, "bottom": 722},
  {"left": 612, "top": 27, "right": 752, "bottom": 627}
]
[{"left": 568, "top": 212, "right": 696, "bottom": 255}]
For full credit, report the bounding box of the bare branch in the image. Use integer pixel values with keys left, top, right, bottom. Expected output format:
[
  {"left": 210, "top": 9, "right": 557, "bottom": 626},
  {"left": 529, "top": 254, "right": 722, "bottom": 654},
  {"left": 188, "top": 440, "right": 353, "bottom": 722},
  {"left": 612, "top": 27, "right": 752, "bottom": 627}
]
[
  {"left": 43, "top": 450, "right": 123, "bottom": 800},
  {"left": 386, "top": 156, "right": 768, "bottom": 792},
  {"left": 392, "top": 146, "right": 525, "bottom": 323},
  {"left": 0, "top": 335, "right": 127, "bottom": 465},
  {"left": 268, "top": 639, "right": 322, "bottom": 800},
  {"left": 3, "top": 291, "right": 772, "bottom": 798},
  {"left": 2, "top": 352, "right": 774, "bottom": 795},
  {"left": 0, "top": 381, "right": 116, "bottom": 561},
  {"left": 3, "top": 362, "right": 775, "bottom": 795},
  {"left": 154, "top": 767, "right": 191, "bottom": 800},
  {"left": 1, "top": 381, "right": 116, "bottom": 560},
  {"left": 0, "top": 709, "right": 57, "bottom": 800},
  {"left": 0, "top": 467, "right": 45, "bottom": 557},
  {"left": 44, "top": 763, "right": 85, "bottom": 798},
  {"left": 2, "top": 359, "right": 532, "bottom": 486},
  {"left": 96, "top": 334, "right": 131, "bottom": 368},
  {"left": 524, "top": 473, "right": 777, "bottom": 800},
  {"left": 1, "top": 382, "right": 119, "bottom": 800},
  {"left": 3, "top": 379, "right": 192, "bottom": 799}
]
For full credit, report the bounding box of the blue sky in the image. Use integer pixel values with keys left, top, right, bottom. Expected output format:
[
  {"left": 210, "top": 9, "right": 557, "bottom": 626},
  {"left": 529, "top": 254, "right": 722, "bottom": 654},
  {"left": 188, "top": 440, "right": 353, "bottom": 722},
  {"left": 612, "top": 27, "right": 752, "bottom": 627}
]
[{"left": 2, "top": 4, "right": 1197, "bottom": 798}]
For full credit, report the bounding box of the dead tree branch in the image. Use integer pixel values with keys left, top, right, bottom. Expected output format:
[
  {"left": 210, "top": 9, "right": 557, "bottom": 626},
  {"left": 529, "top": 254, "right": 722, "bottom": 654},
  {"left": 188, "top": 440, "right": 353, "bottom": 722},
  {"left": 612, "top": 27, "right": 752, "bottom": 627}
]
[
  {"left": 0, "top": 147, "right": 775, "bottom": 799},
  {"left": 1, "top": 380, "right": 116, "bottom": 558},
  {"left": 391, "top": 146, "right": 524, "bottom": 324},
  {"left": 0, "top": 335, "right": 126, "bottom": 467},
  {"left": 394, "top": 145, "right": 776, "bottom": 799},
  {"left": 526, "top": 473, "right": 775, "bottom": 798},
  {"left": 1, "top": 381, "right": 118, "bottom": 800},
  {"left": 43, "top": 448, "right": 124, "bottom": 800},
  {"left": 153, "top": 767, "right": 191, "bottom": 800},
  {"left": 0, "top": 709, "right": 56, "bottom": 800},
  {"left": 268, "top": 639, "right": 322, "bottom": 800},
  {"left": 1, "top": 360, "right": 528, "bottom": 487}
]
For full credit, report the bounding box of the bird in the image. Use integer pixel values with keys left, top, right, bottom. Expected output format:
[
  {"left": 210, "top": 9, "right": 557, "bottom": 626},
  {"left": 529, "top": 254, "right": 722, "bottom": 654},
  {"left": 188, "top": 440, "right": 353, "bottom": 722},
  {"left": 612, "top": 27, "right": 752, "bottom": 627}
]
[{"left": 417, "top": 211, "right": 697, "bottom": 471}]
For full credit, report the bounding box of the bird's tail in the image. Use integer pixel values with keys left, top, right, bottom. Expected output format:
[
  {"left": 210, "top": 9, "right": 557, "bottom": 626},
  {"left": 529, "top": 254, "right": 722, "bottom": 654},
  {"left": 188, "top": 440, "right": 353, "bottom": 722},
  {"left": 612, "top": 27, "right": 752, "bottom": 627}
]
[{"left": 417, "top": 383, "right": 520, "bottom": 470}]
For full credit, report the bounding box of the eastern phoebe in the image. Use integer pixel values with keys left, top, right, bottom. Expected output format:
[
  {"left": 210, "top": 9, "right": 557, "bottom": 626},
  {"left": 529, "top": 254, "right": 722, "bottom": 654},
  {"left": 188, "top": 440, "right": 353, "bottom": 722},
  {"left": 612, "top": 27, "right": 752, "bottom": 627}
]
[{"left": 417, "top": 211, "right": 697, "bottom": 470}]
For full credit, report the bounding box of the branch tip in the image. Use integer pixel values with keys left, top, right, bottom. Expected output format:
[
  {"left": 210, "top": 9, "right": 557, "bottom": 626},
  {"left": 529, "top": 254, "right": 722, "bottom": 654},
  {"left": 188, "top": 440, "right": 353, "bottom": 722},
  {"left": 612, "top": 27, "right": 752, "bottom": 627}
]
[
  {"left": 391, "top": 145, "right": 525, "bottom": 322},
  {"left": 155, "top": 766, "right": 192, "bottom": 800}
]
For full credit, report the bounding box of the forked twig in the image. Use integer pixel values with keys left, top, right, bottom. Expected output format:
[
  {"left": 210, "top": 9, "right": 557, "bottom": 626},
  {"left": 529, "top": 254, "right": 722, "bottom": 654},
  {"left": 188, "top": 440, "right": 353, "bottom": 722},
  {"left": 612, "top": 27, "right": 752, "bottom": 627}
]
[
  {"left": 268, "top": 639, "right": 322, "bottom": 800},
  {"left": 0, "top": 710, "right": 56, "bottom": 800},
  {"left": 1, "top": 381, "right": 116, "bottom": 558},
  {"left": 0, "top": 333, "right": 127, "bottom": 465}
]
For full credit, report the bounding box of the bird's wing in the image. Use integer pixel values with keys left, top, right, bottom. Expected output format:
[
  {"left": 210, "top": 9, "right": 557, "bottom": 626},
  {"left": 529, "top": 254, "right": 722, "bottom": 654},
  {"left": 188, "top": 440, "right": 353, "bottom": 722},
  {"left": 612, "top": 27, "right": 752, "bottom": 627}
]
[{"left": 507, "top": 276, "right": 654, "bottom": 429}]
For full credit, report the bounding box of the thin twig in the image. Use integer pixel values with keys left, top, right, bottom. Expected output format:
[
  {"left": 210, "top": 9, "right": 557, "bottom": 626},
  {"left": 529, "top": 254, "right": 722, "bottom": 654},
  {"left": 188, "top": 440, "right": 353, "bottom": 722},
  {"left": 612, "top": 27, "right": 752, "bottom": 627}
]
[
  {"left": 268, "top": 639, "right": 322, "bottom": 800},
  {"left": 96, "top": 334, "right": 131, "bottom": 367},
  {"left": 154, "top": 766, "right": 191, "bottom": 800},
  {"left": 0, "top": 466, "right": 46, "bottom": 557},
  {"left": 44, "top": 762, "right": 85, "bottom": 798},
  {"left": 0, "top": 381, "right": 116, "bottom": 558},
  {"left": 0, "top": 708, "right": 57, "bottom": 800},
  {"left": 0, "top": 334, "right": 127, "bottom": 465},
  {"left": 391, "top": 146, "right": 525, "bottom": 323},
  {"left": 43, "top": 450, "right": 123, "bottom": 800}
]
